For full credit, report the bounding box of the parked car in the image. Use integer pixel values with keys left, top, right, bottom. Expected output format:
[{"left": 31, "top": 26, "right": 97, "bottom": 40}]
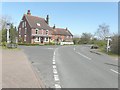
[{"left": 91, "top": 45, "right": 99, "bottom": 49}]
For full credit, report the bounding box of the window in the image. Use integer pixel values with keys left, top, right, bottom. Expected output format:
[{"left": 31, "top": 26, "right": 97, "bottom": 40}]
[
  {"left": 25, "top": 21, "right": 26, "bottom": 27},
  {"left": 19, "top": 28, "right": 21, "bottom": 34},
  {"left": 37, "top": 23, "right": 40, "bottom": 26},
  {"left": 22, "top": 22, "right": 24, "bottom": 28},
  {"left": 25, "top": 28, "right": 27, "bottom": 35},
  {"left": 36, "top": 29, "right": 38, "bottom": 34},
  {"left": 37, "top": 37, "right": 39, "bottom": 41},
  {"left": 24, "top": 35, "right": 26, "bottom": 41},
  {"left": 46, "top": 37, "right": 48, "bottom": 41},
  {"left": 46, "top": 30, "right": 49, "bottom": 35}
]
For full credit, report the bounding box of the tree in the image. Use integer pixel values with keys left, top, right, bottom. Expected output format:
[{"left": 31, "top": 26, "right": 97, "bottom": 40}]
[
  {"left": 80, "top": 33, "right": 92, "bottom": 44},
  {"left": 111, "top": 34, "right": 119, "bottom": 55},
  {"left": 95, "top": 23, "right": 110, "bottom": 40},
  {"left": 0, "top": 16, "right": 17, "bottom": 43}
]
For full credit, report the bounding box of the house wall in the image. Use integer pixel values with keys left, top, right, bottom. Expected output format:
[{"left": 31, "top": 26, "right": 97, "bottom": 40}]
[
  {"left": 52, "top": 34, "right": 73, "bottom": 42},
  {"left": 31, "top": 28, "right": 51, "bottom": 35},
  {"left": 18, "top": 16, "right": 31, "bottom": 43}
]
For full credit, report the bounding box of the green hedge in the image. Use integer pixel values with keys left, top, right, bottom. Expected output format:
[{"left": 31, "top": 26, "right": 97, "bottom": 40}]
[{"left": 18, "top": 43, "right": 40, "bottom": 46}]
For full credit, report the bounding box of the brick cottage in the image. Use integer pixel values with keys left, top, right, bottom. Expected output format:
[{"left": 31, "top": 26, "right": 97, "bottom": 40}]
[{"left": 18, "top": 10, "right": 73, "bottom": 44}]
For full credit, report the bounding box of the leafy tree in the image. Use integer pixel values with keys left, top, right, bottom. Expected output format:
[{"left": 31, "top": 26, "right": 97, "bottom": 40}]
[
  {"left": 95, "top": 23, "right": 110, "bottom": 40},
  {"left": 111, "top": 34, "right": 119, "bottom": 55},
  {"left": 80, "top": 33, "right": 92, "bottom": 44}
]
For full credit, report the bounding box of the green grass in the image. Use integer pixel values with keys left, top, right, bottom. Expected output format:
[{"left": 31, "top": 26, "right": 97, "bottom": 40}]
[{"left": 98, "top": 47, "right": 119, "bottom": 57}]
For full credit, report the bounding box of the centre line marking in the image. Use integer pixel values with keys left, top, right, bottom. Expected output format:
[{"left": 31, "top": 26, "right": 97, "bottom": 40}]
[
  {"left": 55, "top": 84, "right": 61, "bottom": 88},
  {"left": 76, "top": 52, "right": 91, "bottom": 60},
  {"left": 53, "top": 68, "right": 58, "bottom": 74},
  {"left": 53, "top": 61, "right": 56, "bottom": 64},
  {"left": 110, "top": 69, "right": 120, "bottom": 74},
  {"left": 54, "top": 75, "right": 60, "bottom": 81},
  {"left": 53, "top": 65, "right": 56, "bottom": 69}
]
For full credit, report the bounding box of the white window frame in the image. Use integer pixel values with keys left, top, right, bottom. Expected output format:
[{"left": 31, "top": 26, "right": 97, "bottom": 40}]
[
  {"left": 36, "top": 28, "right": 39, "bottom": 34},
  {"left": 25, "top": 21, "right": 26, "bottom": 27},
  {"left": 46, "top": 30, "right": 49, "bottom": 35},
  {"left": 19, "top": 28, "right": 21, "bottom": 34},
  {"left": 25, "top": 28, "right": 27, "bottom": 35},
  {"left": 22, "top": 22, "right": 24, "bottom": 28},
  {"left": 46, "top": 37, "right": 48, "bottom": 42}
]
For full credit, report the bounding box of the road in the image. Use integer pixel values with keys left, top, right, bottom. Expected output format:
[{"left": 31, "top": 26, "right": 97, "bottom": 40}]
[{"left": 19, "top": 45, "right": 118, "bottom": 88}]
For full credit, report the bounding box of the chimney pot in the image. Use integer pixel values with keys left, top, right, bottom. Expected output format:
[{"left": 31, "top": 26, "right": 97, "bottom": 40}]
[{"left": 27, "top": 10, "right": 31, "bottom": 15}]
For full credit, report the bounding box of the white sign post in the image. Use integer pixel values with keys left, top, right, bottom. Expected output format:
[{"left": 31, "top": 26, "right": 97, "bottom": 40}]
[
  {"left": 6, "top": 23, "right": 11, "bottom": 44},
  {"left": 106, "top": 36, "right": 112, "bottom": 52}
]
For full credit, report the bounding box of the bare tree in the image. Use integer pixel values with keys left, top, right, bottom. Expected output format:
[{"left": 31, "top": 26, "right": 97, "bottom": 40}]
[{"left": 95, "top": 23, "right": 110, "bottom": 40}]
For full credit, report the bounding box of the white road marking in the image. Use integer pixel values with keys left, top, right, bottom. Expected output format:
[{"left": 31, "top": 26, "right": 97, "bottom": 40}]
[
  {"left": 55, "top": 84, "right": 61, "bottom": 88},
  {"left": 110, "top": 69, "right": 120, "bottom": 74},
  {"left": 53, "top": 68, "right": 58, "bottom": 74},
  {"left": 54, "top": 75, "right": 60, "bottom": 81},
  {"left": 53, "top": 61, "right": 56, "bottom": 64},
  {"left": 53, "top": 65, "right": 57, "bottom": 69},
  {"left": 53, "top": 59, "right": 55, "bottom": 62},
  {"left": 76, "top": 52, "right": 92, "bottom": 60},
  {"left": 47, "top": 48, "right": 53, "bottom": 49},
  {"left": 74, "top": 47, "right": 76, "bottom": 51}
]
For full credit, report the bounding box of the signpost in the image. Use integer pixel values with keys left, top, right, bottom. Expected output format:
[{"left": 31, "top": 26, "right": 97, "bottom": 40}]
[
  {"left": 106, "top": 36, "right": 112, "bottom": 52},
  {"left": 6, "top": 23, "right": 11, "bottom": 44}
]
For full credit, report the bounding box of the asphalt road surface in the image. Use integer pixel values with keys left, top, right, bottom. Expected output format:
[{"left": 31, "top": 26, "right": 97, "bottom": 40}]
[{"left": 19, "top": 45, "right": 118, "bottom": 88}]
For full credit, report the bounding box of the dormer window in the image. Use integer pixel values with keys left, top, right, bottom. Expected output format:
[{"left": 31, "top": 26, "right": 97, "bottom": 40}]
[{"left": 37, "top": 23, "right": 40, "bottom": 26}]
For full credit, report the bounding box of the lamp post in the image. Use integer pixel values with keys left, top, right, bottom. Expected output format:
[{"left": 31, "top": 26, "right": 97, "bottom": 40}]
[{"left": 6, "top": 23, "right": 11, "bottom": 44}]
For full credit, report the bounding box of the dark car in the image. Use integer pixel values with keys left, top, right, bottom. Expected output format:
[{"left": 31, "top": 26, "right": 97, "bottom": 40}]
[{"left": 91, "top": 45, "right": 99, "bottom": 49}]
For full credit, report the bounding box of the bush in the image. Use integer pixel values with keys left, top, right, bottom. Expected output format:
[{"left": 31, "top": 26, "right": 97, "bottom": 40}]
[
  {"left": 2, "top": 42, "right": 7, "bottom": 46},
  {"left": 18, "top": 43, "right": 39, "bottom": 46},
  {"left": 94, "top": 40, "right": 106, "bottom": 47}
]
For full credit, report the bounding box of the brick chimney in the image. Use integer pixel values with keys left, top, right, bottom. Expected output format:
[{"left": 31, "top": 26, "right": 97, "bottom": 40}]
[
  {"left": 27, "top": 10, "right": 31, "bottom": 15},
  {"left": 46, "top": 15, "right": 49, "bottom": 25},
  {"left": 53, "top": 24, "right": 56, "bottom": 29}
]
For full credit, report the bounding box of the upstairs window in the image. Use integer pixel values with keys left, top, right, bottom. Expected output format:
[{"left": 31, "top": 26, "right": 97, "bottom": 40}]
[
  {"left": 46, "top": 30, "right": 49, "bottom": 35},
  {"left": 22, "top": 22, "right": 24, "bottom": 28},
  {"left": 25, "top": 28, "right": 27, "bottom": 35},
  {"left": 36, "top": 29, "right": 38, "bottom": 34},
  {"left": 19, "top": 28, "right": 21, "bottom": 34},
  {"left": 25, "top": 21, "right": 26, "bottom": 27}
]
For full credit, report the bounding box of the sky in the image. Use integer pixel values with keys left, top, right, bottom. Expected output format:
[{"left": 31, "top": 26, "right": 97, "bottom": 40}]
[{"left": 1, "top": 2, "right": 118, "bottom": 36}]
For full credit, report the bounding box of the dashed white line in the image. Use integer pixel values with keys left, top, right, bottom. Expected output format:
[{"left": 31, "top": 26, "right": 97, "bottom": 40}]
[
  {"left": 53, "top": 68, "right": 58, "bottom": 74},
  {"left": 53, "top": 65, "right": 56, "bottom": 69},
  {"left": 74, "top": 47, "right": 76, "bottom": 51},
  {"left": 76, "top": 52, "right": 92, "bottom": 60},
  {"left": 55, "top": 84, "right": 61, "bottom": 88},
  {"left": 53, "top": 61, "right": 56, "bottom": 64},
  {"left": 54, "top": 75, "right": 60, "bottom": 81},
  {"left": 110, "top": 69, "right": 120, "bottom": 74}
]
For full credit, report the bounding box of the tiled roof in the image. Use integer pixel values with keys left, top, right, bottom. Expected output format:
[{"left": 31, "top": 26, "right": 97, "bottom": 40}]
[
  {"left": 24, "top": 14, "right": 52, "bottom": 30},
  {"left": 52, "top": 28, "right": 73, "bottom": 36}
]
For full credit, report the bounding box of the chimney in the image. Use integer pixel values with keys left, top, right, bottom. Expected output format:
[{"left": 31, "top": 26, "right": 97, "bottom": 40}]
[
  {"left": 53, "top": 24, "right": 56, "bottom": 29},
  {"left": 46, "top": 15, "right": 49, "bottom": 25},
  {"left": 27, "top": 10, "right": 31, "bottom": 15},
  {"left": 66, "top": 27, "right": 68, "bottom": 30}
]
